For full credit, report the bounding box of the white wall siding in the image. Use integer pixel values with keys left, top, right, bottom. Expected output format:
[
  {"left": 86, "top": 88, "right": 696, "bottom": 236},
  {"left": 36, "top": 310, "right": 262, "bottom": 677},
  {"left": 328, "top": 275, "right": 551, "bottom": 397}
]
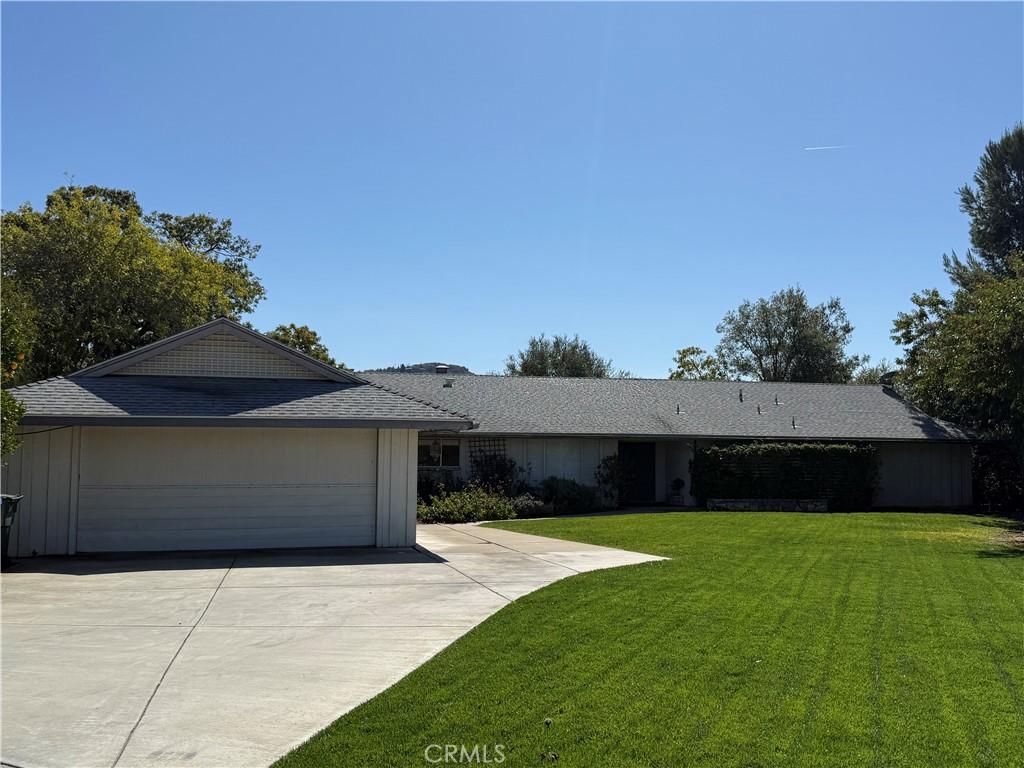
[
  {"left": 478, "top": 437, "right": 618, "bottom": 486},
  {"left": 875, "top": 442, "right": 973, "bottom": 508},
  {"left": 2, "top": 428, "right": 81, "bottom": 556},
  {"left": 376, "top": 429, "right": 418, "bottom": 547}
]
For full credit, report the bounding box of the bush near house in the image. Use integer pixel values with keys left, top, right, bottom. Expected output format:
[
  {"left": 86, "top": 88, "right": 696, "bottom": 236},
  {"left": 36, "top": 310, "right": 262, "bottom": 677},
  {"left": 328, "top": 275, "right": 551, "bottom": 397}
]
[
  {"left": 417, "top": 485, "right": 518, "bottom": 524},
  {"left": 469, "top": 453, "right": 529, "bottom": 496},
  {"left": 690, "top": 442, "right": 878, "bottom": 512},
  {"left": 593, "top": 454, "right": 635, "bottom": 507},
  {"left": 540, "top": 477, "right": 600, "bottom": 515}
]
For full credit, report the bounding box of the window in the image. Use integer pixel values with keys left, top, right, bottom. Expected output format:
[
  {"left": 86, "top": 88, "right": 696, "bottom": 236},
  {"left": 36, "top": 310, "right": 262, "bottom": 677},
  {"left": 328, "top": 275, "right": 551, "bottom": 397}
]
[{"left": 418, "top": 439, "right": 461, "bottom": 469}]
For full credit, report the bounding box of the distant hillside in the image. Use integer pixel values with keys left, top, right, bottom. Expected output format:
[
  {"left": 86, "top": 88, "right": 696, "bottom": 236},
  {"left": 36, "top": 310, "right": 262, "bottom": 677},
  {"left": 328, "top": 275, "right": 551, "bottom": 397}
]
[{"left": 361, "top": 362, "right": 474, "bottom": 375}]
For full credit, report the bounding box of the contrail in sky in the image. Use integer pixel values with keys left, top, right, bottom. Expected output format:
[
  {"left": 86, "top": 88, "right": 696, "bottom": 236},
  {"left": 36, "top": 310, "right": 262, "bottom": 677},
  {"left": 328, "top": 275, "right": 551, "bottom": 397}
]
[{"left": 803, "top": 145, "right": 848, "bottom": 151}]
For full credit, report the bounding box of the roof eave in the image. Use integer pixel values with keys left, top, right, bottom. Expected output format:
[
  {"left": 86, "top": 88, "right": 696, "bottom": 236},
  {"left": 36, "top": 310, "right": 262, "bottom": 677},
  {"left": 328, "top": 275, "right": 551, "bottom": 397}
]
[{"left": 19, "top": 415, "right": 475, "bottom": 430}]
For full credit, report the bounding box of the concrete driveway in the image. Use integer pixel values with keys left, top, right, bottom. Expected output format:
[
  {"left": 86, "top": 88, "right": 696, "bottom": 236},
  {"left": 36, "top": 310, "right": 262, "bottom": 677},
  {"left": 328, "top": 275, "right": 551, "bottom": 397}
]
[{"left": 1, "top": 523, "right": 661, "bottom": 768}]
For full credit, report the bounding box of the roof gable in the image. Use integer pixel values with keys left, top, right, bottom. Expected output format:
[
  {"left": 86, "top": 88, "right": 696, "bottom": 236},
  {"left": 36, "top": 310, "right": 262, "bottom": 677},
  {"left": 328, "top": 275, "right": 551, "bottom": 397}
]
[{"left": 71, "top": 318, "right": 364, "bottom": 384}]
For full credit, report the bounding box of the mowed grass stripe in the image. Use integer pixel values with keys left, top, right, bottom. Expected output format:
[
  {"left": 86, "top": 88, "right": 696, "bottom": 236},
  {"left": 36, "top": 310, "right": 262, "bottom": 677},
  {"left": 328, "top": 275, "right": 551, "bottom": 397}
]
[{"left": 274, "top": 512, "right": 1024, "bottom": 768}]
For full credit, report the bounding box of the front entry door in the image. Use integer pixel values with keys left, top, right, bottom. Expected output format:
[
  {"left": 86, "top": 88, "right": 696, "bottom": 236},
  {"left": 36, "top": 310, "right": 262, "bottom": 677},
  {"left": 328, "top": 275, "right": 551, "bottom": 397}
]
[{"left": 618, "top": 441, "right": 656, "bottom": 505}]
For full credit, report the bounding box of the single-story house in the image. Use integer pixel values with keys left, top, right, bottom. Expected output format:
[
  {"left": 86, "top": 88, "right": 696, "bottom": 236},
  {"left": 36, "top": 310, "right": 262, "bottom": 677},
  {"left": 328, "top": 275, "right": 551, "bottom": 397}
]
[
  {"left": 4, "top": 319, "right": 973, "bottom": 556},
  {"left": 363, "top": 371, "right": 974, "bottom": 510}
]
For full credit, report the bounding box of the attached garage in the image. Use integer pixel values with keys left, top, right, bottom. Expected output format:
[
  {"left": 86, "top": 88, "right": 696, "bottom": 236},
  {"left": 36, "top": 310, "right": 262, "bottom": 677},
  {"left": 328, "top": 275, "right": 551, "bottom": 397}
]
[
  {"left": 4, "top": 319, "right": 472, "bottom": 556},
  {"left": 76, "top": 427, "right": 378, "bottom": 552}
]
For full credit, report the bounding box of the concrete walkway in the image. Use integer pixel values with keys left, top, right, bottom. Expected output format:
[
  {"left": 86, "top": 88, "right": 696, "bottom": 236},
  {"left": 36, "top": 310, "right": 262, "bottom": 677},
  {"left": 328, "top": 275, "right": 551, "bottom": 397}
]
[{"left": 1, "top": 524, "right": 662, "bottom": 768}]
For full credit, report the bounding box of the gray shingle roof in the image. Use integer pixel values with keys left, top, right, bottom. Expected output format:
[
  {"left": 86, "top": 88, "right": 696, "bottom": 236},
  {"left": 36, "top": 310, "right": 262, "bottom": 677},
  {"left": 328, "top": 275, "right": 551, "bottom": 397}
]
[
  {"left": 12, "top": 375, "right": 474, "bottom": 429},
  {"left": 364, "top": 374, "right": 973, "bottom": 442}
]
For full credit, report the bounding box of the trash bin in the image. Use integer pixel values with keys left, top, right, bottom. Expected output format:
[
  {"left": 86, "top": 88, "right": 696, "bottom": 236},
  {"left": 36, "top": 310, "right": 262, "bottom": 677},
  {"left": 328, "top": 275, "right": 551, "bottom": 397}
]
[{"left": 2, "top": 494, "right": 23, "bottom": 568}]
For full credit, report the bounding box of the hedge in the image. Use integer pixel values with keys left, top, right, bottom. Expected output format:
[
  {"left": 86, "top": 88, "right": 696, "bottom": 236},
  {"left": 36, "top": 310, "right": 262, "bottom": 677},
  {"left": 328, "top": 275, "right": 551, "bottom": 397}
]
[{"left": 690, "top": 442, "right": 878, "bottom": 512}]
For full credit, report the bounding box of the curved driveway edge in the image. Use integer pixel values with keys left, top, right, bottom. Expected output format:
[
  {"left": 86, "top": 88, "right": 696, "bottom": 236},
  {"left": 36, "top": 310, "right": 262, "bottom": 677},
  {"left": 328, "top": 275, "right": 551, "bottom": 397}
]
[{"left": 1, "top": 524, "right": 663, "bottom": 768}]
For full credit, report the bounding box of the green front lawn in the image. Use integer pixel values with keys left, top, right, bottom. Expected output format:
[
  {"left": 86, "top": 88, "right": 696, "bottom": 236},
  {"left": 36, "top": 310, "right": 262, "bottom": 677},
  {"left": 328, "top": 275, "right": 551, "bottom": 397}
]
[{"left": 275, "top": 512, "right": 1023, "bottom": 768}]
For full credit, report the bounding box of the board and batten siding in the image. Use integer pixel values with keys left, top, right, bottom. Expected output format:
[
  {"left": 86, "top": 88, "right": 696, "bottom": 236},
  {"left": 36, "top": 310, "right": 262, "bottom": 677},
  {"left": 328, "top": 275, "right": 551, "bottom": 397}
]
[
  {"left": 375, "top": 429, "right": 418, "bottom": 547},
  {"left": 2, "top": 426, "right": 422, "bottom": 555},
  {"left": 504, "top": 437, "right": 618, "bottom": 487},
  {"left": 875, "top": 442, "right": 973, "bottom": 508},
  {"left": 1, "top": 427, "right": 81, "bottom": 557}
]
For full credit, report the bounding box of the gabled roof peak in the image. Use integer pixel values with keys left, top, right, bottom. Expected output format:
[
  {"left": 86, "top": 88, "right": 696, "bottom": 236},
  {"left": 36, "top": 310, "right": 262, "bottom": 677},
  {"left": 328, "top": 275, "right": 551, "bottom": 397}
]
[{"left": 70, "top": 318, "right": 365, "bottom": 384}]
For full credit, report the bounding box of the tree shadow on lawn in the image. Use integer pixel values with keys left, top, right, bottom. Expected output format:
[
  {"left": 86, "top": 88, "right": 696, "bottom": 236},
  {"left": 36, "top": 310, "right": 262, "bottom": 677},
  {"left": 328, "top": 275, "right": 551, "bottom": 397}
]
[{"left": 971, "top": 516, "right": 1024, "bottom": 558}]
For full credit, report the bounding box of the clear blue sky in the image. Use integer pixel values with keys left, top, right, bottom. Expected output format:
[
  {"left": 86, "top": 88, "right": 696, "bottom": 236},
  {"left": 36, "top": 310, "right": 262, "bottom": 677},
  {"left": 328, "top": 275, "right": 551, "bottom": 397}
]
[{"left": 3, "top": 2, "right": 1022, "bottom": 376}]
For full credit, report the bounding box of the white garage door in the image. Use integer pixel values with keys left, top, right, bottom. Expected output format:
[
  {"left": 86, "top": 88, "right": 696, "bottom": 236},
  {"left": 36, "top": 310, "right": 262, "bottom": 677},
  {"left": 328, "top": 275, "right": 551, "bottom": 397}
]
[{"left": 76, "top": 427, "right": 377, "bottom": 552}]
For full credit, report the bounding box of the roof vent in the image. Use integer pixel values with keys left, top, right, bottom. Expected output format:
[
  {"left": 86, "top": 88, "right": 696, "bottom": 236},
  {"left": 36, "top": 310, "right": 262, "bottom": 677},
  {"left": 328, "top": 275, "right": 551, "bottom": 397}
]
[
  {"left": 435, "top": 364, "right": 450, "bottom": 375},
  {"left": 442, "top": 377, "right": 455, "bottom": 389}
]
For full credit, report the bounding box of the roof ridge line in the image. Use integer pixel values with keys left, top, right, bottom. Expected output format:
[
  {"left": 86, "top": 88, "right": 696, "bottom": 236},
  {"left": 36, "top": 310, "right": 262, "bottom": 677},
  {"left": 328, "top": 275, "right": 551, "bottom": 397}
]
[
  {"left": 363, "top": 380, "right": 476, "bottom": 424},
  {"left": 366, "top": 372, "right": 889, "bottom": 388}
]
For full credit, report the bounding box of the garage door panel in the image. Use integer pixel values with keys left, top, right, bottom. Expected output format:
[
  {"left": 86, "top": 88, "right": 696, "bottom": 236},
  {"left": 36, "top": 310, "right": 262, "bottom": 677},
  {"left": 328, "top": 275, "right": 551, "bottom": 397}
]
[
  {"left": 77, "top": 524, "right": 375, "bottom": 553},
  {"left": 77, "top": 427, "right": 377, "bottom": 552},
  {"left": 79, "top": 485, "right": 376, "bottom": 512}
]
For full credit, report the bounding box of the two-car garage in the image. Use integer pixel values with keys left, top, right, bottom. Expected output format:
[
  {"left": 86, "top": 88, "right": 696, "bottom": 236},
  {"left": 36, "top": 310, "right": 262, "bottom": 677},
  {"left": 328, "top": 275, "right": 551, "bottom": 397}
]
[
  {"left": 2, "top": 425, "right": 426, "bottom": 556},
  {"left": 4, "top": 317, "right": 474, "bottom": 556}
]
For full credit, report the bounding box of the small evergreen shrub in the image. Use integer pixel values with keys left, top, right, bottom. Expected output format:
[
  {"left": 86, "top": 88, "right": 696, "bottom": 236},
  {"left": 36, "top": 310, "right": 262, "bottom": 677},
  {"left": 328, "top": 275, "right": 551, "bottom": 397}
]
[
  {"left": 690, "top": 442, "right": 878, "bottom": 512},
  {"left": 594, "top": 455, "right": 635, "bottom": 507},
  {"left": 540, "top": 477, "right": 599, "bottom": 515},
  {"left": 417, "top": 484, "right": 517, "bottom": 524}
]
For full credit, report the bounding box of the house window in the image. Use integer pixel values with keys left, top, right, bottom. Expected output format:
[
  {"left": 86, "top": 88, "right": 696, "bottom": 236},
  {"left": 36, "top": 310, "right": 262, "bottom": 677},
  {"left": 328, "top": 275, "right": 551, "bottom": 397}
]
[{"left": 418, "top": 439, "right": 461, "bottom": 469}]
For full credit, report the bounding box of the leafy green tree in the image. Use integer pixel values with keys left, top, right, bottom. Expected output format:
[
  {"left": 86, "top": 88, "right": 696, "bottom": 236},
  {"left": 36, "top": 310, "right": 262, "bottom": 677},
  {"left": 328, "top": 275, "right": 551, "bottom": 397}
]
[
  {"left": 714, "top": 287, "right": 863, "bottom": 383},
  {"left": 265, "top": 323, "right": 341, "bottom": 368},
  {"left": 893, "top": 125, "right": 1024, "bottom": 510},
  {"left": 850, "top": 358, "right": 893, "bottom": 386},
  {"left": 1, "top": 390, "right": 26, "bottom": 458},
  {"left": 505, "top": 334, "right": 626, "bottom": 378},
  {"left": 669, "top": 346, "right": 726, "bottom": 380},
  {"left": 1, "top": 186, "right": 266, "bottom": 381},
  {"left": 147, "top": 211, "right": 264, "bottom": 315},
  {"left": 0, "top": 278, "right": 35, "bottom": 456}
]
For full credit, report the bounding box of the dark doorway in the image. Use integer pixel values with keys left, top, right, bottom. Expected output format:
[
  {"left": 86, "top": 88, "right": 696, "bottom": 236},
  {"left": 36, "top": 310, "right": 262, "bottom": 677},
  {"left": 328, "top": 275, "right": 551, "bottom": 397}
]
[{"left": 618, "top": 441, "right": 656, "bottom": 504}]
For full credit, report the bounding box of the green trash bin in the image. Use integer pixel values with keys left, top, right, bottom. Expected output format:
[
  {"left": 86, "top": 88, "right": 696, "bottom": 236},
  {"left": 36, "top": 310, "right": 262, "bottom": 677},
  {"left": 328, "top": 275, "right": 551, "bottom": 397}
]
[{"left": 2, "top": 494, "right": 23, "bottom": 568}]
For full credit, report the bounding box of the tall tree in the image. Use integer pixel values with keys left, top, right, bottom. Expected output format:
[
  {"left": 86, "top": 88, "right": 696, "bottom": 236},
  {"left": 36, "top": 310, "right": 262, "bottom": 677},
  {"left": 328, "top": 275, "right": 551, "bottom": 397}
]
[
  {"left": 1, "top": 186, "right": 266, "bottom": 381},
  {"left": 265, "top": 323, "right": 341, "bottom": 368},
  {"left": 714, "top": 287, "right": 863, "bottom": 382},
  {"left": 668, "top": 346, "right": 726, "bottom": 381},
  {"left": 893, "top": 125, "right": 1024, "bottom": 509},
  {"left": 505, "top": 334, "right": 625, "bottom": 378},
  {"left": 954, "top": 126, "right": 1024, "bottom": 279}
]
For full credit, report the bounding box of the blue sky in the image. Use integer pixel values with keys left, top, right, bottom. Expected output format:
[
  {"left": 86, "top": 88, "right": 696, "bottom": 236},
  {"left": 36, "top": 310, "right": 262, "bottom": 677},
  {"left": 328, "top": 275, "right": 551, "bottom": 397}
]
[{"left": 3, "top": 2, "right": 1022, "bottom": 377}]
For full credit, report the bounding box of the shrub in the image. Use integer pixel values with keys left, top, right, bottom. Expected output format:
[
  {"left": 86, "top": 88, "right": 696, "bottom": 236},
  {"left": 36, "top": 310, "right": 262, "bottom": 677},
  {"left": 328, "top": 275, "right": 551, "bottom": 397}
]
[
  {"left": 539, "top": 477, "right": 599, "bottom": 515},
  {"left": 416, "top": 470, "right": 464, "bottom": 504},
  {"left": 973, "top": 443, "right": 1024, "bottom": 514},
  {"left": 690, "top": 442, "right": 878, "bottom": 512},
  {"left": 509, "top": 493, "right": 548, "bottom": 519},
  {"left": 470, "top": 453, "right": 528, "bottom": 495},
  {"left": 417, "top": 484, "right": 517, "bottom": 524},
  {"left": 593, "top": 455, "right": 634, "bottom": 507}
]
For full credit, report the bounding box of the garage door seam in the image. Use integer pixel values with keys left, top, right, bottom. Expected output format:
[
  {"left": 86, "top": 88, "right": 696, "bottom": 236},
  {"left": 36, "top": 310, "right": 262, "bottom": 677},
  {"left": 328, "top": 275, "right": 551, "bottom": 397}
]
[{"left": 110, "top": 556, "right": 237, "bottom": 768}]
